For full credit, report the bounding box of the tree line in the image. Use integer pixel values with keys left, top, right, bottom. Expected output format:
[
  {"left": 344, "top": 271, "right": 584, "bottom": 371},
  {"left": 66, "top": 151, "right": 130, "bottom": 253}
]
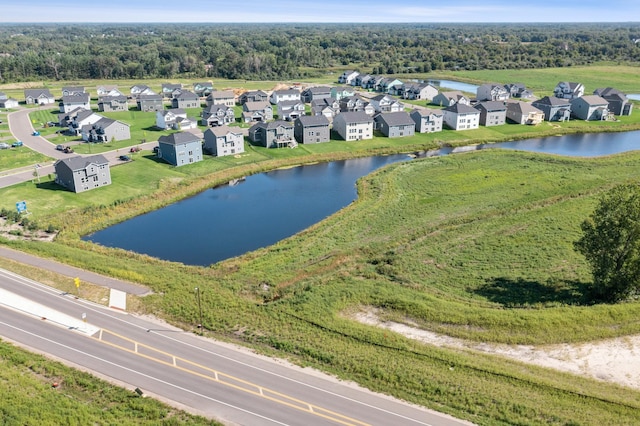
[{"left": 0, "top": 22, "right": 639, "bottom": 82}]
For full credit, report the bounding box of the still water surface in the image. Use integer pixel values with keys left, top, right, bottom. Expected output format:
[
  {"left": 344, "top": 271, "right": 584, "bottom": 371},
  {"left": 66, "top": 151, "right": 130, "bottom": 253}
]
[{"left": 85, "top": 130, "right": 640, "bottom": 266}]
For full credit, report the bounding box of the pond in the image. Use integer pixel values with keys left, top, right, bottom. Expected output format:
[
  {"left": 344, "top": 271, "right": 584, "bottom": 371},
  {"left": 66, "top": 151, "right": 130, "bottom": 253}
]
[{"left": 85, "top": 130, "right": 640, "bottom": 266}]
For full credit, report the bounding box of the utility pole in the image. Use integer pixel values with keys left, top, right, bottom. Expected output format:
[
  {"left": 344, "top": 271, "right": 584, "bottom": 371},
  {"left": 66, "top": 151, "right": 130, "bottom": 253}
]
[{"left": 194, "top": 287, "right": 203, "bottom": 335}]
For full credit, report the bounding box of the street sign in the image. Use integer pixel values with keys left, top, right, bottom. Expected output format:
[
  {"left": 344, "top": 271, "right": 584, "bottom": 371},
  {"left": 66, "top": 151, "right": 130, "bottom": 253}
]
[{"left": 16, "top": 201, "right": 27, "bottom": 214}]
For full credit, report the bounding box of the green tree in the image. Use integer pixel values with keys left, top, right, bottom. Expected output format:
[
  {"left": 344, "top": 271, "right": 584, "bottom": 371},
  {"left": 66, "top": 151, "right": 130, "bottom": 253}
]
[{"left": 575, "top": 183, "right": 640, "bottom": 302}]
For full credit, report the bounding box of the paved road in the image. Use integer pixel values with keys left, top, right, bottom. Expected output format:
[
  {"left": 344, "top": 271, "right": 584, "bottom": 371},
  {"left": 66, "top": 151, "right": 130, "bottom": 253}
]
[{"left": 0, "top": 268, "right": 474, "bottom": 426}]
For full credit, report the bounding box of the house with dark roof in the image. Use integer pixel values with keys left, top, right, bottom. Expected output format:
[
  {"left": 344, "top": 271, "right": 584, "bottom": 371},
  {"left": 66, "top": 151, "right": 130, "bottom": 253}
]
[
  {"left": 193, "top": 82, "right": 214, "bottom": 97},
  {"left": 239, "top": 90, "right": 268, "bottom": 104},
  {"left": 476, "top": 84, "right": 510, "bottom": 102},
  {"left": 201, "top": 104, "right": 235, "bottom": 127},
  {"left": 554, "top": 82, "right": 585, "bottom": 100},
  {"left": 338, "top": 70, "right": 360, "bottom": 85},
  {"left": 241, "top": 101, "right": 273, "bottom": 123},
  {"left": 206, "top": 90, "right": 236, "bottom": 107},
  {"left": 80, "top": 117, "right": 131, "bottom": 142},
  {"left": 61, "top": 86, "right": 85, "bottom": 97},
  {"left": 531, "top": 96, "right": 571, "bottom": 122},
  {"left": 332, "top": 111, "right": 374, "bottom": 141},
  {"left": 311, "top": 98, "right": 340, "bottom": 120},
  {"left": 504, "top": 83, "right": 533, "bottom": 99},
  {"left": 24, "top": 89, "right": 55, "bottom": 105},
  {"left": 54, "top": 154, "right": 111, "bottom": 193},
  {"left": 96, "top": 85, "right": 123, "bottom": 97},
  {"left": 203, "top": 126, "right": 245, "bottom": 157},
  {"left": 340, "top": 95, "right": 374, "bottom": 115},
  {"left": 0, "top": 97, "right": 19, "bottom": 109},
  {"left": 401, "top": 83, "right": 438, "bottom": 101},
  {"left": 137, "top": 94, "right": 164, "bottom": 112},
  {"left": 277, "top": 100, "right": 306, "bottom": 121},
  {"left": 98, "top": 95, "right": 128, "bottom": 112},
  {"left": 410, "top": 108, "right": 443, "bottom": 133},
  {"left": 374, "top": 111, "right": 415, "bottom": 138},
  {"left": 570, "top": 95, "right": 610, "bottom": 121},
  {"left": 442, "top": 103, "right": 480, "bottom": 130},
  {"left": 157, "top": 132, "right": 203, "bottom": 166},
  {"left": 248, "top": 121, "right": 295, "bottom": 148},
  {"left": 330, "top": 87, "right": 356, "bottom": 101},
  {"left": 432, "top": 91, "right": 470, "bottom": 107},
  {"left": 294, "top": 115, "right": 331, "bottom": 144},
  {"left": 60, "top": 108, "right": 102, "bottom": 134},
  {"left": 161, "top": 83, "right": 183, "bottom": 99},
  {"left": 593, "top": 87, "right": 633, "bottom": 116},
  {"left": 505, "top": 101, "right": 545, "bottom": 125},
  {"left": 474, "top": 101, "right": 507, "bottom": 126},
  {"left": 369, "top": 94, "right": 404, "bottom": 113},
  {"left": 172, "top": 90, "right": 200, "bottom": 109},
  {"left": 130, "top": 85, "right": 155, "bottom": 98},
  {"left": 59, "top": 93, "right": 91, "bottom": 113},
  {"left": 301, "top": 86, "right": 332, "bottom": 103},
  {"left": 270, "top": 89, "right": 300, "bottom": 105}
]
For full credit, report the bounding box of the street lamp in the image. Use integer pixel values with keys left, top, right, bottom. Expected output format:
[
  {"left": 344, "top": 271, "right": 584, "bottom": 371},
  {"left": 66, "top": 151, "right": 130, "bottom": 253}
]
[{"left": 194, "top": 287, "right": 203, "bottom": 335}]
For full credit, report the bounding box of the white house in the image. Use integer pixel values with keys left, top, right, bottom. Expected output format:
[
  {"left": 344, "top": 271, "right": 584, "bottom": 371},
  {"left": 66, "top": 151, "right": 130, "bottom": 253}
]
[
  {"left": 333, "top": 111, "right": 374, "bottom": 141},
  {"left": 442, "top": 103, "right": 480, "bottom": 130}
]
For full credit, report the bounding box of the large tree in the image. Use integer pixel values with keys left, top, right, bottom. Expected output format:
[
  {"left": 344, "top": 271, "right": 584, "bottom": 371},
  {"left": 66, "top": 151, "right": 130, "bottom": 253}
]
[{"left": 575, "top": 183, "right": 640, "bottom": 302}]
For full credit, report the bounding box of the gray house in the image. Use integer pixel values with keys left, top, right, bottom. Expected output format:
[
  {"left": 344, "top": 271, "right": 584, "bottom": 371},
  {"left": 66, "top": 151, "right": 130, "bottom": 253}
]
[
  {"left": 201, "top": 104, "right": 235, "bottom": 126},
  {"left": 249, "top": 121, "right": 296, "bottom": 148},
  {"left": 81, "top": 117, "right": 131, "bottom": 142},
  {"left": 137, "top": 94, "right": 164, "bottom": 112},
  {"left": 311, "top": 98, "right": 340, "bottom": 120},
  {"left": 570, "top": 95, "right": 610, "bottom": 121},
  {"left": 172, "top": 90, "right": 200, "bottom": 109},
  {"left": 410, "top": 108, "right": 443, "bottom": 133},
  {"left": 474, "top": 101, "right": 507, "bottom": 126},
  {"left": 242, "top": 101, "right": 273, "bottom": 123},
  {"left": 504, "top": 83, "right": 533, "bottom": 99},
  {"left": 531, "top": 96, "right": 572, "bottom": 122},
  {"left": 432, "top": 91, "right": 470, "bottom": 107},
  {"left": 332, "top": 111, "right": 374, "bottom": 141},
  {"left": 294, "top": 115, "right": 331, "bottom": 144},
  {"left": 301, "top": 86, "right": 332, "bottom": 103},
  {"left": 54, "top": 155, "right": 111, "bottom": 193},
  {"left": 203, "top": 126, "right": 245, "bottom": 157},
  {"left": 374, "top": 111, "right": 415, "bottom": 138},
  {"left": 476, "top": 84, "right": 510, "bottom": 102},
  {"left": 277, "top": 100, "right": 306, "bottom": 121},
  {"left": 162, "top": 83, "right": 183, "bottom": 99},
  {"left": 401, "top": 83, "right": 438, "bottom": 101},
  {"left": 61, "top": 86, "right": 85, "bottom": 97},
  {"left": 193, "top": 82, "right": 214, "bottom": 97},
  {"left": 239, "top": 90, "right": 268, "bottom": 104},
  {"left": 98, "top": 95, "right": 128, "bottom": 112},
  {"left": 554, "top": 82, "right": 585, "bottom": 100},
  {"left": 593, "top": 87, "right": 633, "bottom": 116},
  {"left": 206, "top": 90, "right": 236, "bottom": 107},
  {"left": 24, "top": 89, "right": 55, "bottom": 105},
  {"left": 157, "top": 132, "right": 203, "bottom": 166}
]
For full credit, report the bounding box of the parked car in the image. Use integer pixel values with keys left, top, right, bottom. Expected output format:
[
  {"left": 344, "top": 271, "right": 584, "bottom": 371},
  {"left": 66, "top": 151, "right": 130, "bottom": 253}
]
[
  {"left": 0, "top": 143, "right": 9, "bottom": 149},
  {"left": 56, "top": 144, "right": 64, "bottom": 151},
  {"left": 129, "top": 146, "right": 141, "bottom": 153},
  {"left": 32, "top": 131, "right": 40, "bottom": 136},
  {"left": 119, "top": 155, "right": 131, "bottom": 161},
  {"left": 12, "top": 141, "right": 23, "bottom": 147},
  {"left": 63, "top": 146, "right": 74, "bottom": 153}
]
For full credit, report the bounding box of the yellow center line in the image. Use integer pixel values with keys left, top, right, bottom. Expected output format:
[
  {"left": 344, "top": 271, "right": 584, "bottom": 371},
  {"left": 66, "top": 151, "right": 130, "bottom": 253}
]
[{"left": 94, "top": 328, "right": 371, "bottom": 426}]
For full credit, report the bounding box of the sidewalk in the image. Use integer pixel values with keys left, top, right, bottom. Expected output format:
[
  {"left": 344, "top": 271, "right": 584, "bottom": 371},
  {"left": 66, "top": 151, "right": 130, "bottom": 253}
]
[{"left": 0, "top": 245, "right": 151, "bottom": 296}]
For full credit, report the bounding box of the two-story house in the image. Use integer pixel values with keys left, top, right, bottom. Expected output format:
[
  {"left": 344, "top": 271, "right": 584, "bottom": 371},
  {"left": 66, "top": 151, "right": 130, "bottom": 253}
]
[
  {"left": 59, "top": 93, "right": 91, "bottom": 113},
  {"left": 239, "top": 90, "right": 268, "bottom": 104},
  {"left": 410, "top": 108, "right": 443, "bottom": 133},
  {"left": 270, "top": 89, "right": 300, "bottom": 105},
  {"left": 476, "top": 84, "right": 510, "bottom": 102},
  {"left": 81, "top": 117, "right": 131, "bottom": 142},
  {"left": 137, "top": 94, "right": 164, "bottom": 112},
  {"left": 474, "top": 101, "right": 507, "bottom": 126},
  {"left": 554, "top": 82, "right": 585, "bottom": 100},
  {"left": 432, "top": 91, "right": 470, "bottom": 107},
  {"left": 294, "top": 115, "right": 331, "bottom": 144},
  {"left": 206, "top": 90, "right": 236, "bottom": 107},
  {"left": 54, "top": 155, "right": 111, "bottom": 193},
  {"left": 98, "top": 95, "right": 128, "bottom": 112},
  {"left": 531, "top": 96, "right": 572, "bottom": 122},
  {"left": 506, "top": 101, "right": 545, "bottom": 125},
  {"left": 332, "top": 111, "right": 374, "bottom": 141},
  {"left": 570, "top": 95, "right": 610, "bottom": 121},
  {"left": 401, "top": 83, "right": 438, "bottom": 101},
  {"left": 202, "top": 104, "right": 236, "bottom": 127},
  {"left": 301, "top": 86, "right": 332, "bottom": 103},
  {"left": 248, "top": 121, "right": 296, "bottom": 148},
  {"left": 157, "top": 132, "right": 203, "bottom": 166},
  {"left": 338, "top": 70, "right": 360, "bottom": 85},
  {"left": 277, "top": 100, "right": 306, "bottom": 121},
  {"left": 593, "top": 87, "right": 633, "bottom": 116},
  {"left": 369, "top": 94, "right": 404, "bottom": 113},
  {"left": 442, "top": 103, "right": 480, "bottom": 130},
  {"left": 203, "top": 126, "right": 245, "bottom": 157},
  {"left": 172, "top": 90, "right": 200, "bottom": 109},
  {"left": 161, "top": 83, "right": 183, "bottom": 99},
  {"left": 193, "top": 82, "right": 214, "bottom": 97},
  {"left": 374, "top": 111, "right": 415, "bottom": 138}
]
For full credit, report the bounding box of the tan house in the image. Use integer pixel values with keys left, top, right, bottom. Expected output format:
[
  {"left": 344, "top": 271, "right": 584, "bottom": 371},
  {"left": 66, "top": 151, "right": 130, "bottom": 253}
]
[{"left": 506, "top": 101, "right": 544, "bottom": 125}]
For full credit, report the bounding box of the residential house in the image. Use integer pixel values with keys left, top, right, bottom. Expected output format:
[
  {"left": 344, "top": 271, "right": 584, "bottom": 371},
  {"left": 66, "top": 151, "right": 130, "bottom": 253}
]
[
  {"left": 203, "top": 126, "right": 244, "bottom": 157},
  {"left": 401, "top": 82, "right": 438, "bottom": 101},
  {"left": 137, "top": 94, "right": 164, "bottom": 112},
  {"left": 569, "top": 95, "right": 610, "bottom": 121},
  {"left": 476, "top": 84, "right": 510, "bottom": 102},
  {"left": 54, "top": 155, "right": 111, "bottom": 193},
  {"left": 332, "top": 111, "right": 374, "bottom": 141},
  {"left": 504, "top": 83, "right": 533, "bottom": 99},
  {"left": 363, "top": 75, "right": 385, "bottom": 90},
  {"left": 97, "top": 95, "right": 128, "bottom": 112},
  {"left": 130, "top": 85, "right": 155, "bottom": 98},
  {"left": 172, "top": 90, "right": 200, "bottom": 109},
  {"left": 241, "top": 101, "right": 273, "bottom": 123},
  {"left": 301, "top": 86, "right": 332, "bottom": 103},
  {"left": 0, "top": 97, "right": 19, "bottom": 109},
  {"left": 432, "top": 91, "right": 470, "bottom": 107},
  {"left": 330, "top": 86, "right": 355, "bottom": 101},
  {"left": 369, "top": 94, "right": 404, "bottom": 113},
  {"left": 239, "top": 90, "right": 268, "bottom": 104},
  {"left": 206, "top": 90, "right": 236, "bottom": 107},
  {"left": 376, "top": 78, "right": 403, "bottom": 95},
  {"left": 277, "top": 100, "right": 306, "bottom": 121},
  {"left": 506, "top": 101, "right": 545, "bottom": 125},
  {"left": 59, "top": 93, "right": 91, "bottom": 113},
  {"left": 554, "top": 82, "right": 585, "bottom": 100},
  {"left": 65, "top": 109, "right": 102, "bottom": 134},
  {"left": 410, "top": 108, "right": 443, "bottom": 133},
  {"left": 24, "top": 89, "right": 55, "bottom": 105},
  {"left": 162, "top": 83, "right": 183, "bottom": 99},
  {"left": 61, "top": 86, "right": 85, "bottom": 97},
  {"left": 474, "top": 101, "right": 507, "bottom": 126},
  {"left": 81, "top": 117, "right": 130, "bottom": 142},
  {"left": 374, "top": 111, "right": 415, "bottom": 138},
  {"left": 193, "top": 82, "right": 214, "bottom": 97},
  {"left": 96, "top": 85, "right": 123, "bottom": 97},
  {"left": 531, "top": 96, "right": 572, "bottom": 122},
  {"left": 270, "top": 89, "right": 300, "bottom": 105},
  {"left": 340, "top": 95, "right": 372, "bottom": 114},
  {"left": 248, "top": 121, "right": 296, "bottom": 148},
  {"left": 442, "top": 103, "right": 480, "bottom": 130},
  {"left": 355, "top": 74, "right": 372, "bottom": 87},
  {"left": 157, "top": 132, "right": 203, "bottom": 166},
  {"left": 201, "top": 104, "right": 235, "bottom": 126},
  {"left": 0, "top": 92, "right": 6, "bottom": 100},
  {"left": 294, "top": 115, "right": 331, "bottom": 144},
  {"left": 593, "top": 87, "right": 633, "bottom": 116},
  {"left": 157, "top": 109, "right": 186, "bottom": 129},
  {"left": 338, "top": 70, "right": 360, "bottom": 85},
  {"left": 311, "top": 98, "right": 340, "bottom": 120}
]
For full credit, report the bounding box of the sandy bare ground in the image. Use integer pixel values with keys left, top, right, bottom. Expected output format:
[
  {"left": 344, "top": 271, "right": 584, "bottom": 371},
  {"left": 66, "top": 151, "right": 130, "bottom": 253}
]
[{"left": 353, "top": 308, "right": 640, "bottom": 390}]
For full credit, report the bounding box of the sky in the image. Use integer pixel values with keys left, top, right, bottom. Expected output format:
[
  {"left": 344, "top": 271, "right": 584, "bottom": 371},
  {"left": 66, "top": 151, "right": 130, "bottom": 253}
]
[{"left": 0, "top": 0, "right": 638, "bottom": 23}]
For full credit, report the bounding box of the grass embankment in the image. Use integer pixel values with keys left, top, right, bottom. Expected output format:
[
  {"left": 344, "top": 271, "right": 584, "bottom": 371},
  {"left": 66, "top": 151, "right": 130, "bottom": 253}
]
[
  {"left": 0, "top": 340, "right": 220, "bottom": 425},
  {"left": 4, "top": 150, "right": 640, "bottom": 424}
]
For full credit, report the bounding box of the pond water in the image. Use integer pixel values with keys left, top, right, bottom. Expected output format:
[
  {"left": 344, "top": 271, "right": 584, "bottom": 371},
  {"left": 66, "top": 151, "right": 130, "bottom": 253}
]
[
  {"left": 426, "top": 79, "right": 479, "bottom": 93},
  {"left": 85, "top": 130, "right": 640, "bottom": 266}
]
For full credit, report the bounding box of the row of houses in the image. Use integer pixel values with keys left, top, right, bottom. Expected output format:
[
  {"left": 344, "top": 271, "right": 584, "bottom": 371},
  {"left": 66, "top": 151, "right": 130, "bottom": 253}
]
[{"left": 57, "top": 108, "right": 131, "bottom": 142}]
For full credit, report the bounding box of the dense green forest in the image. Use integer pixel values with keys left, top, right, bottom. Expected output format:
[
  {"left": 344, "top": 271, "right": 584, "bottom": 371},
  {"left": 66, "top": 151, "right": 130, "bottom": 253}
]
[{"left": 0, "top": 23, "right": 639, "bottom": 82}]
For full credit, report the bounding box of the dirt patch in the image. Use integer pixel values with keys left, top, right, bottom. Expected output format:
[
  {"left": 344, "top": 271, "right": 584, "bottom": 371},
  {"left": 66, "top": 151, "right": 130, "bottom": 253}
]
[
  {"left": 352, "top": 307, "right": 640, "bottom": 390},
  {"left": 0, "top": 217, "right": 57, "bottom": 242}
]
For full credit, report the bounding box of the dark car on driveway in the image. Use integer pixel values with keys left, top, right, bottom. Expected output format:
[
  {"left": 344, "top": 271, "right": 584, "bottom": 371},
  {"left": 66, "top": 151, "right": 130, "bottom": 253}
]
[{"left": 119, "top": 155, "right": 131, "bottom": 161}]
